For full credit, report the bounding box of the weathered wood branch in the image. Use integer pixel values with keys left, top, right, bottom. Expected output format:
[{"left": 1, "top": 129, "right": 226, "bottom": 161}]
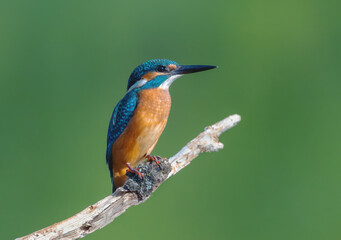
[{"left": 16, "top": 114, "right": 241, "bottom": 240}]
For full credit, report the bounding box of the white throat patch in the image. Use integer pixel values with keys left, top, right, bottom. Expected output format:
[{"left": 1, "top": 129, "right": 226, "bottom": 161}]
[{"left": 159, "top": 74, "right": 183, "bottom": 90}]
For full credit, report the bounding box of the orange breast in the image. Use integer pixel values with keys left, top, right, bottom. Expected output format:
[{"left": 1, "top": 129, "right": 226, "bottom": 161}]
[{"left": 112, "top": 88, "right": 171, "bottom": 188}]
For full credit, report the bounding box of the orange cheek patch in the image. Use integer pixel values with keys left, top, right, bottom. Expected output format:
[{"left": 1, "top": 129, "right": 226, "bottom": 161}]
[
  {"left": 168, "top": 64, "right": 177, "bottom": 70},
  {"left": 142, "top": 72, "right": 166, "bottom": 81}
]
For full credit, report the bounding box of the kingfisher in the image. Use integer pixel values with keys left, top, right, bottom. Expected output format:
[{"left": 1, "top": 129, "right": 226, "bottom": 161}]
[{"left": 106, "top": 59, "right": 216, "bottom": 192}]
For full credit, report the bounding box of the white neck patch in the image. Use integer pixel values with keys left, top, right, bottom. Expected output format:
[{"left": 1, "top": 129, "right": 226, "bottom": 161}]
[
  {"left": 127, "top": 79, "right": 147, "bottom": 93},
  {"left": 159, "top": 74, "right": 183, "bottom": 90}
]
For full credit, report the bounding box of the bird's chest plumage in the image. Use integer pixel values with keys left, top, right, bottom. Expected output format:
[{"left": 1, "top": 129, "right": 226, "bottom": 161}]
[
  {"left": 112, "top": 88, "right": 171, "bottom": 187},
  {"left": 131, "top": 88, "right": 171, "bottom": 154},
  {"left": 137, "top": 88, "right": 171, "bottom": 122}
]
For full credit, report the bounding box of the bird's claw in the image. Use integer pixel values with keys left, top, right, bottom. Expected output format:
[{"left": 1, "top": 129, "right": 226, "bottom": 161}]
[
  {"left": 125, "top": 163, "right": 143, "bottom": 179},
  {"left": 146, "top": 155, "right": 161, "bottom": 167}
]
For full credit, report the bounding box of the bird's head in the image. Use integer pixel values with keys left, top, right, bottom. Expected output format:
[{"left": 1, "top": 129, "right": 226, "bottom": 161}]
[{"left": 127, "top": 59, "right": 216, "bottom": 92}]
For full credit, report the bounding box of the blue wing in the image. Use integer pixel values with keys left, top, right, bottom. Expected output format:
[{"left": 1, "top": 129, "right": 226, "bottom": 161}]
[{"left": 106, "top": 90, "right": 139, "bottom": 191}]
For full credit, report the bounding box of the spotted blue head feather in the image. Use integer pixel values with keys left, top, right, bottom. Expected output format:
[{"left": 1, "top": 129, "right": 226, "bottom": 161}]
[{"left": 127, "top": 59, "right": 179, "bottom": 91}]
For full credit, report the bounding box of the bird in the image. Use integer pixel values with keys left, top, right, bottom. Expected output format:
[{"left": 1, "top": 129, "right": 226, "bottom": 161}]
[{"left": 106, "top": 59, "right": 216, "bottom": 192}]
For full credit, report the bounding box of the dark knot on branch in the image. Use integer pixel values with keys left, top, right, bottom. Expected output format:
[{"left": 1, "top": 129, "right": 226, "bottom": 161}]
[{"left": 124, "top": 158, "right": 172, "bottom": 199}]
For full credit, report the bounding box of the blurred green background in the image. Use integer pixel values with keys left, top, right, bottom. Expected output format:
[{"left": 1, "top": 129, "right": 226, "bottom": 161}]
[{"left": 1, "top": 0, "right": 341, "bottom": 239}]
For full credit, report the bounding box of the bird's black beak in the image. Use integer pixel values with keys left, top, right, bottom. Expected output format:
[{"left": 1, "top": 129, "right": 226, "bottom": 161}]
[{"left": 172, "top": 65, "right": 217, "bottom": 75}]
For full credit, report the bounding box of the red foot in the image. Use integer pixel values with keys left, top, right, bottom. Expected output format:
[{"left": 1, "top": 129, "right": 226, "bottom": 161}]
[
  {"left": 125, "top": 163, "right": 143, "bottom": 179},
  {"left": 146, "top": 155, "right": 161, "bottom": 166}
]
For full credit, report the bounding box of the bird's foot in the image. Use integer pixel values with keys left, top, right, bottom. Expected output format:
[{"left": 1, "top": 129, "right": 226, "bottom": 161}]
[
  {"left": 125, "top": 163, "right": 143, "bottom": 179},
  {"left": 146, "top": 155, "right": 161, "bottom": 167}
]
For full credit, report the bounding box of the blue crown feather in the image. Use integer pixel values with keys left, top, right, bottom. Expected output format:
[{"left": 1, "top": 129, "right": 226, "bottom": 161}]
[{"left": 127, "top": 59, "right": 178, "bottom": 90}]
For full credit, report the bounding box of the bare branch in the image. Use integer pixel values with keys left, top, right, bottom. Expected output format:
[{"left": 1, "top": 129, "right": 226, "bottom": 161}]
[{"left": 16, "top": 114, "right": 241, "bottom": 240}]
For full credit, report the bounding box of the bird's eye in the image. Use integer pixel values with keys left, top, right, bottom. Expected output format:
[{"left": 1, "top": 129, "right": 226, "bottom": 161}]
[{"left": 157, "top": 65, "right": 167, "bottom": 72}]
